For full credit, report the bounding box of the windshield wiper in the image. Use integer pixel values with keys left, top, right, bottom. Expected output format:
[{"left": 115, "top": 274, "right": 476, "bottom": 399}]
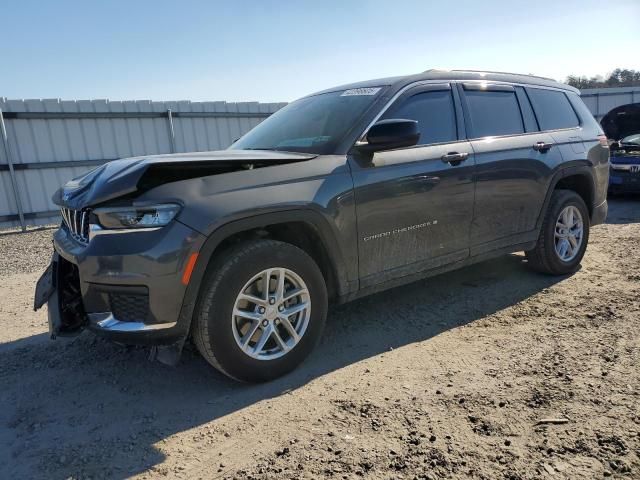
[{"left": 242, "top": 147, "right": 282, "bottom": 151}]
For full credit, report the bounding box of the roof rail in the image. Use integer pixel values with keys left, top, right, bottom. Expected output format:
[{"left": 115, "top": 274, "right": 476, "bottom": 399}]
[{"left": 448, "top": 69, "right": 556, "bottom": 82}]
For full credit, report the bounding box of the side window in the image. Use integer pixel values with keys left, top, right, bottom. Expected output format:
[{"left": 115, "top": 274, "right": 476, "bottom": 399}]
[
  {"left": 566, "top": 92, "right": 601, "bottom": 131},
  {"left": 527, "top": 88, "right": 580, "bottom": 130},
  {"left": 464, "top": 89, "right": 525, "bottom": 138},
  {"left": 383, "top": 90, "right": 457, "bottom": 145}
]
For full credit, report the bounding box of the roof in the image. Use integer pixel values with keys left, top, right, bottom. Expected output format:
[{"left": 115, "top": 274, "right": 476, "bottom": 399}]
[{"left": 310, "top": 69, "right": 578, "bottom": 97}]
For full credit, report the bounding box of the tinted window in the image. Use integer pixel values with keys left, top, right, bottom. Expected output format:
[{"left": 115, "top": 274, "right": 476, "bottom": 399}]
[
  {"left": 384, "top": 90, "right": 457, "bottom": 145},
  {"left": 231, "top": 88, "right": 385, "bottom": 155},
  {"left": 464, "top": 90, "right": 524, "bottom": 138},
  {"left": 527, "top": 88, "right": 580, "bottom": 130}
]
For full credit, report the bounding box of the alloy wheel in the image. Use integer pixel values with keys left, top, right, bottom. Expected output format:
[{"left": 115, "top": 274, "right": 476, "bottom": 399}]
[
  {"left": 554, "top": 205, "right": 584, "bottom": 262},
  {"left": 231, "top": 268, "right": 311, "bottom": 360}
]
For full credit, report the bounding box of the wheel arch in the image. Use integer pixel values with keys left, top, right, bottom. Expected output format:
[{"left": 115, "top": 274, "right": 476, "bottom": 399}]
[
  {"left": 176, "top": 209, "right": 352, "bottom": 337},
  {"left": 536, "top": 165, "right": 596, "bottom": 231}
]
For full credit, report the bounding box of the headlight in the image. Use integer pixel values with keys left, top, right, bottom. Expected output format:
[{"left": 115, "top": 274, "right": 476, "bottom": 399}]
[{"left": 93, "top": 203, "right": 181, "bottom": 229}]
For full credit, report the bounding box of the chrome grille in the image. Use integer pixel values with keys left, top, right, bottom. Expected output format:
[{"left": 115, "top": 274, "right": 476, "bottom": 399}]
[{"left": 61, "top": 207, "right": 90, "bottom": 245}]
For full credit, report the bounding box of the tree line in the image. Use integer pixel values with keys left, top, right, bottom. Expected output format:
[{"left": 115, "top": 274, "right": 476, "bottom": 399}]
[{"left": 565, "top": 69, "right": 640, "bottom": 89}]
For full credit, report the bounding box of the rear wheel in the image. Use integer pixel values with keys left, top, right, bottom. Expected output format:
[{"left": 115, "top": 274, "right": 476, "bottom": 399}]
[
  {"left": 526, "top": 189, "right": 590, "bottom": 275},
  {"left": 193, "top": 239, "right": 328, "bottom": 382}
]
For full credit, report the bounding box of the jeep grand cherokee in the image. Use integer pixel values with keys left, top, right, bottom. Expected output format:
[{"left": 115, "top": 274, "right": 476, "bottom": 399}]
[{"left": 35, "top": 69, "right": 609, "bottom": 382}]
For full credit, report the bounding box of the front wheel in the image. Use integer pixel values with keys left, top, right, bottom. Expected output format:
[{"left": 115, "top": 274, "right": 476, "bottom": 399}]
[
  {"left": 526, "top": 189, "right": 590, "bottom": 275},
  {"left": 193, "top": 239, "right": 328, "bottom": 382}
]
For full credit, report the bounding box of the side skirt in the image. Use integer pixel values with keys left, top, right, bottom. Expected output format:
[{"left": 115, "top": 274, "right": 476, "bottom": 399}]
[{"left": 337, "top": 240, "right": 537, "bottom": 304}]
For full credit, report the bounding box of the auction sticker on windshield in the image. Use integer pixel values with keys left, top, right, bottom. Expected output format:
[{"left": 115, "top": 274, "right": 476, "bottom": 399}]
[{"left": 341, "top": 87, "right": 381, "bottom": 96}]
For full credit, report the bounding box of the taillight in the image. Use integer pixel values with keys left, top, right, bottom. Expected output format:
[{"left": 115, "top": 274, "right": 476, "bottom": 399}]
[{"left": 597, "top": 135, "right": 608, "bottom": 147}]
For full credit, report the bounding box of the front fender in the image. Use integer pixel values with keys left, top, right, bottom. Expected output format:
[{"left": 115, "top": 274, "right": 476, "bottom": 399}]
[{"left": 174, "top": 208, "right": 357, "bottom": 340}]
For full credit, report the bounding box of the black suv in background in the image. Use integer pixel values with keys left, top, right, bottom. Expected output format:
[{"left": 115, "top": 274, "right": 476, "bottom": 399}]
[{"left": 35, "top": 70, "right": 609, "bottom": 382}]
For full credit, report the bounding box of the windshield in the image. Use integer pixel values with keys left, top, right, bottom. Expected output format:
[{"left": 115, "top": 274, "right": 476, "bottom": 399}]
[
  {"left": 230, "top": 88, "right": 385, "bottom": 154},
  {"left": 621, "top": 133, "right": 640, "bottom": 145}
]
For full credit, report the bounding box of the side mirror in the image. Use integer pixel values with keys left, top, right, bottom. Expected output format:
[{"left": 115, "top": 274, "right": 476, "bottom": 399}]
[{"left": 356, "top": 119, "right": 420, "bottom": 153}]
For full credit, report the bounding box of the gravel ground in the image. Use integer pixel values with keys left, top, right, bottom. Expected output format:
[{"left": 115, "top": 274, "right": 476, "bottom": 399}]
[
  {"left": 0, "top": 226, "right": 56, "bottom": 275},
  {"left": 0, "top": 199, "right": 638, "bottom": 480}
]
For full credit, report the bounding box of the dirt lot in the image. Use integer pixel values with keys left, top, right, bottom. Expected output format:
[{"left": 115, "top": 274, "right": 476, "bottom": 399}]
[{"left": 0, "top": 199, "right": 639, "bottom": 480}]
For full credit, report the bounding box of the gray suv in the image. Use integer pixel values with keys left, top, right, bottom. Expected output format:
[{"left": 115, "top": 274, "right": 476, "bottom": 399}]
[{"left": 35, "top": 70, "right": 609, "bottom": 382}]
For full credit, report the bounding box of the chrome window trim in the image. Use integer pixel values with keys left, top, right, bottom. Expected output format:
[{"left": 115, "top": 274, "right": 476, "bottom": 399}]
[{"left": 356, "top": 79, "right": 577, "bottom": 144}]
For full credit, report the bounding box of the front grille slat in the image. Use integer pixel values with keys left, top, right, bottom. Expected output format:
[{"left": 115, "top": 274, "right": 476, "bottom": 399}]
[
  {"left": 80, "top": 210, "right": 86, "bottom": 238},
  {"left": 61, "top": 207, "right": 90, "bottom": 245},
  {"left": 62, "top": 208, "right": 70, "bottom": 232}
]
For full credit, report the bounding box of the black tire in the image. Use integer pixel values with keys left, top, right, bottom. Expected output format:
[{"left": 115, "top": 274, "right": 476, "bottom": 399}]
[
  {"left": 192, "top": 239, "right": 328, "bottom": 382},
  {"left": 526, "top": 189, "right": 590, "bottom": 275}
]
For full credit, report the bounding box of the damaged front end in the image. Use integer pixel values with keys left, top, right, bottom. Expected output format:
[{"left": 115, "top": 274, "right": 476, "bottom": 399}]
[
  {"left": 34, "top": 252, "right": 87, "bottom": 339},
  {"left": 33, "top": 148, "right": 318, "bottom": 363}
]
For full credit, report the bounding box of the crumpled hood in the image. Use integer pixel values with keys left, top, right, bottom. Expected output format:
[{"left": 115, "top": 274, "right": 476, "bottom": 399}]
[{"left": 53, "top": 150, "right": 316, "bottom": 209}]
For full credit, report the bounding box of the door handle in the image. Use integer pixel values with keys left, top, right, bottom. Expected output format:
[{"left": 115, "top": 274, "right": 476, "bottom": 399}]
[
  {"left": 533, "top": 141, "right": 553, "bottom": 152},
  {"left": 441, "top": 152, "right": 469, "bottom": 166}
]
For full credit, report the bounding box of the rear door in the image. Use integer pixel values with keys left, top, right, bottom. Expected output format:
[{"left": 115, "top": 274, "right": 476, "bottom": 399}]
[
  {"left": 350, "top": 84, "right": 475, "bottom": 286},
  {"left": 457, "top": 82, "right": 564, "bottom": 253}
]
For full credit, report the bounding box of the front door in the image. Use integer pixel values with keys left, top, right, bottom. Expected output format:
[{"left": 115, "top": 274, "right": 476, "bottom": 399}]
[{"left": 349, "top": 84, "right": 475, "bottom": 287}]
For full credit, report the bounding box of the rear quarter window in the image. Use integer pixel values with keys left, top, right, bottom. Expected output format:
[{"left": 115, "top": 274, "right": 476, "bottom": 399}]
[{"left": 527, "top": 88, "right": 580, "bottom": 131}]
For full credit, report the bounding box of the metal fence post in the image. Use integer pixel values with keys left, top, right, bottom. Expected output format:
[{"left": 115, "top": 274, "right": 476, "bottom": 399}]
[
  {"left": 167, "top": 109, "right": 176, "bottom": 153},
  {"left": 0, "top": 108, "right": 26, "bottom": 231}
]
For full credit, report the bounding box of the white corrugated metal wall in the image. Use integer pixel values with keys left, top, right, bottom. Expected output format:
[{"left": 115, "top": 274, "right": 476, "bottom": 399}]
[
  {"left": 2, "top": 87, "right": 640, "bottom": 230},
  {"left": 580, "top": 86, "right": 640, "bottom": 121},
  {"left": 0, "top": 98, "right": 286, "bottom": 228}
]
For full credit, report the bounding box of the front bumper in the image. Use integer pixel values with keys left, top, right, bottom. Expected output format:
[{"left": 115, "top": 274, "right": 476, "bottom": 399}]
[
  {"left": 609, "top": 161, "right": 640, "bottom": 193},
  {"left": 48, "top": 220, "right": 206, "bottom": 345},
  {"left": 609, "top": 172, "right": 640, "bottom": 193}
]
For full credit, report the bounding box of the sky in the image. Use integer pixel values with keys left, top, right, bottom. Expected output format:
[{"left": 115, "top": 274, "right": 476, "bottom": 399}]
[{"left": 1, "top": 0, "right": 639, "bottom": 103}]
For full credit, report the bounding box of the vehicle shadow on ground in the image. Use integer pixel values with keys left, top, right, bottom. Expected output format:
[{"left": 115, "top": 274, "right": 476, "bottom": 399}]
[
  {"left": 1, "top": 253, "right": 569, "bottom": 479},
  {"left": 606, "top": 196, "right": 640, "bottom": 224}
]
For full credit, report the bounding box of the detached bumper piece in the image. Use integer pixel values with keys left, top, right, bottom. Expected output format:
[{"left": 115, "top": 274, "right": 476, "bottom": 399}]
[{"left": 34, "top": 253, "right": 88, "bottom": 338}]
